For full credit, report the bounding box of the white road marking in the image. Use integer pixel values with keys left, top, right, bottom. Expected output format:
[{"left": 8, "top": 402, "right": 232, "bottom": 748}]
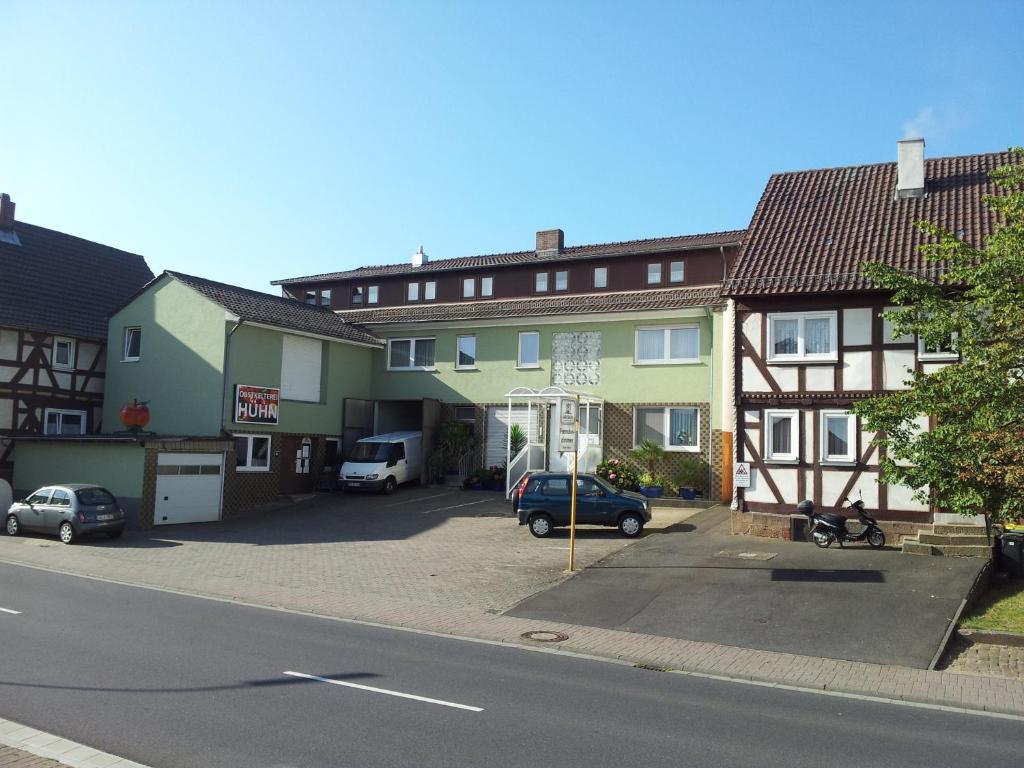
[
  {"left": 383, "top": 492, "right": 453, "bottom": 508},
  {"left": 0, "top": 606, "right": 20, "bottom": 615},
  {"left": 421, "top": 499, "right": 493, "bottom": 514},
  {"left": 283, "top": 670, "right": 483, "bottom": 712}
]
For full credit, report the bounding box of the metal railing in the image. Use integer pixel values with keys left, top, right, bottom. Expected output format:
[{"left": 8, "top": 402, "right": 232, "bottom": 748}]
[
  {"left": 505, "top": 444, "right": 531, "bottom": 498},
  {"left": 457, "top": 448, "right": 478, "bottom": 487}
]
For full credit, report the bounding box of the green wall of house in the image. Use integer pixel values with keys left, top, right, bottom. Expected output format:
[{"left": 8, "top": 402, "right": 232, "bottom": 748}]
[
  {"left": 13, "top": 442, "right": 145, "bottom": 499},
  {"left": 366, "top": 312, "right": 722, "bottom": 426},
  {"left": 225, "top": 323, "right": 374, "bottom": 435},
  {"left": 102, "top": 277, "right": 226, "bottom": 436}
]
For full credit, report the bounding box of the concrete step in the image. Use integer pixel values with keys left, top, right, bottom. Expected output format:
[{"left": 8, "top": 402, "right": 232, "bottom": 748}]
[
  {"left": 934, "top": 524, "right": 988, "bottom": 536},
  {"left": 902, "top": 540, "right": 934, "bottom": 555},
  {"left": 918, "top": 532, "right": 991, "bottom": 546},
  {"left": 932, "top": 544, "right": 992, "bottom": 557}
]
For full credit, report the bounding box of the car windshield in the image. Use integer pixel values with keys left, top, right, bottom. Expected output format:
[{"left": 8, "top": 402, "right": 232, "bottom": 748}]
[
  {"left": 75, "top": 488, "right": 116, "bottom": 506},
  {"left": 349, "top": 442, "right": 394, "bottom": 462}
]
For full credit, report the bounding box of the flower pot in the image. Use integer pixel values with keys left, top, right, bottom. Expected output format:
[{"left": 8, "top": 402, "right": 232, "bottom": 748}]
[
  {"left": 640, "top": 485, "right": 663, "bottom": 498},
  {"left": 679, "top": 487, "right": 697, "bottom": 500}
]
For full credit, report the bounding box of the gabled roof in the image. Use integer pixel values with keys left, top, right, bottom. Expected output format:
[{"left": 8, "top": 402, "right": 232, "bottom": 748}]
[
  {"left": 165, "top": 271, "right": 382, "bottom": 346},
  {"left": 272, "top": 230, "right": 745, "bottom": 286},
  {"left": 0, "top": 220, "right": 154, "bottom": 340},
  {"left": 725, "top": 150, "right": 1013, "bottom": 296},
  {"left": 334, "top": 285, "right": 724, "bottom": 325}
]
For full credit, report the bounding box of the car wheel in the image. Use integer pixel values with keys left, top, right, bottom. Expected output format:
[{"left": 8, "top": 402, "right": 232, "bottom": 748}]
[
  {"left": 867, "top": 528, "right": 886, "bottom": 549},
  {"left": 383, "top": 476, "right": 397, "bottom": 494},
  {"left": 5, "top": 514, "right": 19, "bottom": 536},
  {"left": 107, "top": 527, "right": 124, "bottom": 539},
  {"left": 528, "top": 513, "right": 554, "bottom": 538},
  {"left": 58, "top": 521, "right": 76, "bottom": 545},
  {"left": 618, "top": 512, "right": 644, "bottom": 538}
]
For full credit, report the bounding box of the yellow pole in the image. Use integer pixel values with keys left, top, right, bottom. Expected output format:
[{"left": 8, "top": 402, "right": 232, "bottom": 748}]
[{"left": 569, "top": 394, "right": 579, "bottom": 572}]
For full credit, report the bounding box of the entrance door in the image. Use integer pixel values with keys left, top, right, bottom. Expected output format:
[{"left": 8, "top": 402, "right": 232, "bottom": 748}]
[
  {"left": 154, "top": 453, "right": 224, "bottom": 525},
  {"left": 280, "top": 436, "right": 315, "bottom": 495}
]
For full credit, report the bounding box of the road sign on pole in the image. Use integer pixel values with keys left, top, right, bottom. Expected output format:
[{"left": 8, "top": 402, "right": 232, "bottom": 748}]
[{"left": 567, "top": 396, "right": 580, "bottom": 572}]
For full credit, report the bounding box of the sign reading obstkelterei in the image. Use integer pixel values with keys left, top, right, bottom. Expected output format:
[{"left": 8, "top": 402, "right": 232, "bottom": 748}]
[{"left": 234, "top": 385, "right": 280, "bottom": 425}]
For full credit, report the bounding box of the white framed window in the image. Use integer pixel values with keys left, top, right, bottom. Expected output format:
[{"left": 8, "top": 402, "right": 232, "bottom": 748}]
[
  {"left": 647, "top": 263, "right": 662, "bottom": 284},
  {"left": 593, "top": 267, "right": 608, "bottom": 289},
  {"left": 367, "top": 286, "right": 379, "bottom": 304},
  {"left": 579, "top": 403, "right": 602, "bottom": 436},
  {"left": 463, "top": 278, "right": 475, "bottom": 298},
  {"left": 535, "top": 272, "right": 548, "bottom": 292},
  {"left": 43, "top": 409, "right": 86, "bottom": 436},
  {"left": 766, "top": 312, "right": 838, "bottom": 362},
  {"left": 456, "top": 335, "right": 476, "bottom": 370},
  {"left": 387, "top": 337, "right": 436, "bottom": 371},
  {"left": 918, "top": 332, "right": 959, "bottom": 361},
  {"left": 123, "top": 327, "right": 141, "bottom": 362},
  {"left": 350, "top": 287, "right": 364, "bottom": 306},
  {"left": 481, "top": 276, "right": 493, "bottom": 297},
  {"left": 517, "top": 331, "right": 540, "bottom": 369},
  {"left": 633, "top": 407, "right": 700, "bottom": 452},
  {"left": 424, "top": 281, "right": 436, "bottom": 301},
  {"left": 53, "top": 337, "right": 75, "bottom": 370},
  {"left": 821, "top": 410, "right": 856, "bottom": 463},
  {"left": 235, "top": 433, "right": 271, "bottom": 472},
  {"left": 555, "top": 270, "right": 568, "bottom": 291},
  {"left": 407, "top": 282, "right": 420, "bottom": 302},
  {"left": 454, "top": 406, "right": 475, "bottom": 423},
  {"left": 764, "top": 409, "right": 799, "bottom": 462},
  {"left": 669, "top": 261, "right": 685, "bottom": 283},
  {"left": 635, "top": 326, "right": 700, "bottom": 364},
  {"left": 319, "top": 289, "right": 332, "bottom": 307}
]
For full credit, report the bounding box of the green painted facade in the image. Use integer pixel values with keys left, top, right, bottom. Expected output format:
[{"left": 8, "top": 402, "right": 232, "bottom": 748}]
[
  {"left": 13, "top": 442, "right": 144, "bottom": 499},
  {"left": 103, "top": 276, "right": 226, "bottom": 436},
  {"left": 367, "top": 311, "right": 723, "bottom": 427}
]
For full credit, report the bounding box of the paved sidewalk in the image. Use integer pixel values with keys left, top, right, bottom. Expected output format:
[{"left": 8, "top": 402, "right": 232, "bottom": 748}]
[
  {"left": 0, "top": 718, "right": 149, "bottom": 768},
  {"left": 2, "top": 491, "right": 1023, "bottom": 718},
  {"left": 941, "top": 636, "right": 1024, "bottom": 680}
]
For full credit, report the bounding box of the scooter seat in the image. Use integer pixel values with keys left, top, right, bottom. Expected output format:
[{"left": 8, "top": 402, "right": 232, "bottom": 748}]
[{"left": 818, "top": 513, "right": 847, "bottom": 528}]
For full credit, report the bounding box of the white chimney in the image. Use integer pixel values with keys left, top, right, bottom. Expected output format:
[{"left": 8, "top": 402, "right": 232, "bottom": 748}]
[
  {"left": 411, "top": 245, "right": 428, "bottom": 267},
  {"left": 896, "top": 138, "right": 925, "bottom": 199}
]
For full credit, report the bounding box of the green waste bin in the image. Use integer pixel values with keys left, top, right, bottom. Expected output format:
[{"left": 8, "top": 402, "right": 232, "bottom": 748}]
[{"left": 1000, "top": 531, "right": 1024, "bottom": 578}]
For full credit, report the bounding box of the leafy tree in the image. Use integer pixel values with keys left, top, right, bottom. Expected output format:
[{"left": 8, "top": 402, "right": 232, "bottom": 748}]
[{"left": 853, "top": 149, "right": 1024, "bottom": 527}]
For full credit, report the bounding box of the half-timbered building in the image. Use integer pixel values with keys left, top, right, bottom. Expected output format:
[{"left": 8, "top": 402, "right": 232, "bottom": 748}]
[
  {"left": 0, "top": 193, "right": 153, "bottom": 499},
  {"left": 724, "top": 141, "right": 1011, "bottom": 539}
]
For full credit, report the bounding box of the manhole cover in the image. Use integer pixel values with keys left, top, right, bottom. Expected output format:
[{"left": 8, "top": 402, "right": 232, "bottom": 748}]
[{"left": 520, "top": 630, "right": 569, "bottom": 643}]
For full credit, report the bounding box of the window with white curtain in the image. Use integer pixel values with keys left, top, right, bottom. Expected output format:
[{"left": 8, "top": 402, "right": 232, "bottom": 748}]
[
  {"left": 766, "top": 312, "right": 837, "bottom": 362},
  {"left": 535, "top": 273, "right": 548, "bottom": 292},
  {"left": 407, "top": 282, "right": 420, "bottom": 301},
  {"left": 634, "top": 407, "right": 699, "bottom": 451},
  {"left": 669, "top": 261, "right": 685, "bottom": 283},
  {"left": 593, "top": 267, "right": 608, "bottom": 289},
  {"left": 635, "top": 326, "right": 699, "bottom": 364},
  {"left": 647, "top": 263, "right": 662, "bottom": 284},
  {"left": 821, "top": 410, "right": 856, "bottom": 463},
  {"left": 481, "top": 277, "right": 493, "bottom": 297},
  {"left": 424, "top": 281, "right": 436, "bottom": 301},
  {"left": 387, "top": 337, "right": 436, "bottom": 370},
  {"left": 456, "top": 335, "right": 476, "bottom": 369},
  {"left": 463, "top": 278, "right": 475, "bottom": 298},
  {"left": 367, "top": 286, "right": 379, "bottom": 304},
  {"left": 555, "top": 271, "right": 568, "bottom": 291},
  {"left": 517, "top": 331, "right": 540, "bottom": 368},
  {"left": 764, "top": 409, "right": 799, "bottom": 461}
]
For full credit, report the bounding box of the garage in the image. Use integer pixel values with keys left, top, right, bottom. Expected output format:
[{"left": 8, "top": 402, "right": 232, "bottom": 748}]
[{"left": 154, "top": 452, "right": 224, "bottom": 526}]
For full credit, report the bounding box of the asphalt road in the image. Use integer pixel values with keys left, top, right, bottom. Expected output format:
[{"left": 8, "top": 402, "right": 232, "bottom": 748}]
[{"left": 0, "top": 562, "right": 1019, "bottom": 768}]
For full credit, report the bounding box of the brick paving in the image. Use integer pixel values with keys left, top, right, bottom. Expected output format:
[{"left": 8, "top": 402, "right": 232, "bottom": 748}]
[
  {"left": 2, "top": 490, "right": 1024, "bottom": 717},
  {"left": 0, "top": 745, "right": 66, "bottom": 767},
  {"left": 941, "top": 636, "right": 1024, "bottom": 680}
]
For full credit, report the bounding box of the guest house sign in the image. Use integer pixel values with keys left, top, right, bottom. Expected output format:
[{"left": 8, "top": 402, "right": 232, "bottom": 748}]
[{"left": 234, "top": 384, "right": 280, "bottom": 425}]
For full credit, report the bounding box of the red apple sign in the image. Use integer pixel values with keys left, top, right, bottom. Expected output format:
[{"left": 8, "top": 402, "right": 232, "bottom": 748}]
[{"left": 120, "top": 400, "right": 150, "bottom": 430}]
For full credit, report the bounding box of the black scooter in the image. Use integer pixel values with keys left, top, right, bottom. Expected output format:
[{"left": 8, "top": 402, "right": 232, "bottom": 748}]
[{"left": 798, "top": 495, "right": 886, "bottom": 549}]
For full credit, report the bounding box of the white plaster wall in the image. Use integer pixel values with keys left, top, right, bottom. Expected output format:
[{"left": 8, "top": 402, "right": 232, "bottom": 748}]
[
  {"left": 767, "top": 365, "right": 798, "bottom": 390},
  {"left": 802, "top": 469, "right": 813, "bottom": 501},
  {"left": 742, "top": 358, "right": 771, "bottom": 392},
  {"left": 772, "top": 467, "right": 799, "bottom": 503},
  {"left": 0, "top": 364, "right": 17, "bottom": 383},
  {"left": 883, "top": 349, "right": 915, "bottom": 390},
  {"left": 921, "top": 362, "right": 951, "bottom": 375},
  {"left": 0, "top": 329, "right": 17, "bottom": 360},
  {"left": 78, "top": 342, "right": 100, "bottom": 371},
  {"left": 842, "top": 308, "right": 872, "bottom": 346},
  {"left": 0, "top": 399, "right": 12, "bottom": 429},
  {"left": 883, "top": 307, "right": 914, "bottom": 344},
  {"left": 745, "top": 466, "right": 774, "bottom": 502},
  {"left": 54, "top": 372, "right": 71, "bottom": 390},
  {"left": 744, "top": 410, "right": 761, "bottom": 425},
  {"left": 804, "top": 366, "right": 833, "bottom": 391},
  {"left": 887, "top": 481, "right": 929, "bottom": 512},
  {"left": 741, "top": 313, "right": 762, "bottom": 351},
  {"left": 85, "top": 377, "right": 104, "bottom": 394},
  {"left": 843, "top": 351, "right": 872, "bottom": 390}
]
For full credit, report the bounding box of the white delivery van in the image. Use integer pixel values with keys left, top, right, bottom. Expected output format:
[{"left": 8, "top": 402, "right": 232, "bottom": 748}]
[{"left": 339, "top": 431, "right": 422, "bottom": 493}]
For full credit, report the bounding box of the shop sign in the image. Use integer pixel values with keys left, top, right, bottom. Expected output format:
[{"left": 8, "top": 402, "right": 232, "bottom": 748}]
[{"left": 235, "top": 384, "right": 280, "bottom": 425}]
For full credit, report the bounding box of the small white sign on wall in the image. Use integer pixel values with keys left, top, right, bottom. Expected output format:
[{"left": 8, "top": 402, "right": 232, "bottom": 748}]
[{"left": 734, "top": 462, "right": 751, "bottom": 489}]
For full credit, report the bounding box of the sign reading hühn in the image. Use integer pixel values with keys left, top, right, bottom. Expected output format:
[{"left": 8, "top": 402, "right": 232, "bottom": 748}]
[{"left": 234, "top": 384, "right": 280, "bottom": 425}]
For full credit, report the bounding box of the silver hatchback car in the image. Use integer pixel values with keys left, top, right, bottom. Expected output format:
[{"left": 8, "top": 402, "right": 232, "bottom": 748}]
[{"left": 5, "top": 484, "right": 126, "bottom": 544}]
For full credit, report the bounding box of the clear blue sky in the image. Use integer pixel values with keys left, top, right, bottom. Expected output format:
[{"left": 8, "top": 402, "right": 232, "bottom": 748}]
[{"left": 3, "top": 0, "right": 1022, "bottom": 292}]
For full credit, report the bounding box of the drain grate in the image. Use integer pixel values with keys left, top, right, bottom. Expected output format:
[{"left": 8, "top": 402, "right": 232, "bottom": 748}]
[{"left": 520, "top": 630, "right": 569, "bottom": 643}]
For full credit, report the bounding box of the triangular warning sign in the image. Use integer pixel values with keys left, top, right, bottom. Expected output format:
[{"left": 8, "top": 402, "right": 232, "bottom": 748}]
[{"left": 735, "top": 465, "right": 748, "bottom": 476}]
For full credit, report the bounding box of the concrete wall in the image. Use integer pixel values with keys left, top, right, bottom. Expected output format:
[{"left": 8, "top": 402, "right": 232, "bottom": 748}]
[{"left": 103, "top": 277, "right": 226, "bottom": 436}]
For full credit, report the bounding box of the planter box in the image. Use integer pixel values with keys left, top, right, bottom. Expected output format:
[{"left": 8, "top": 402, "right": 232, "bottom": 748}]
[{"left": 640, "top": 486, "right": 664, "bottom": 498}]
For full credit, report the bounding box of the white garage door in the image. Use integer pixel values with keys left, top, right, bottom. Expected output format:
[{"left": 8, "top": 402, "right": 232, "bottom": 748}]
[
  {"left": 485, "top": 406, "right": 540, "bottom": 468},
  {"left": 154, "top": 452, "right": 224, "bottom": 526}
]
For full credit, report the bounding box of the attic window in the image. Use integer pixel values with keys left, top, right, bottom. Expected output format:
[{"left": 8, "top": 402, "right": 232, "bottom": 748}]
[
  {"left": 304, "top": 290, "right": 316, "bottom": 305},
  {"left": 319, "top": 289, "right": 332, "bottom": 307},
  {"left": 351, "top": 287, "right": 364, "bottom": 306}
]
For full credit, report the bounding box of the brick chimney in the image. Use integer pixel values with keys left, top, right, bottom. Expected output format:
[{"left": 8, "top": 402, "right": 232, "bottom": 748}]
[
  {"left": 536, "top": 228, "right": 564, "bottom": 258},
  {"left": 0, "top": 194, "right": 14, "bottom": 230}
]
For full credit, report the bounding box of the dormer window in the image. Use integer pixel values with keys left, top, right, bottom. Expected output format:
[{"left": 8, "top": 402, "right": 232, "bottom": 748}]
[
  {"left": 424, "top": 281, "right": 436, "bottom": 301},
  {"left": 304, "top": 290, "right": 316, "bottom": 305},
  {"left": 535, "top": 273, "right": 549, "bottom": 292},
  {"left": 593, "top": 267, "right": 608, "bottom": 289},
  {"left": 367, "top": 286, "right": 379, "bottom": 304},
  {"left": 319, "top": 289, "right": 332, "bottom": 307},
  {"left": 647, "top": 264, "right": 662, "bottom": 284},
  {"left": 407, "top": 282, "right": 420, "bottom": 302},
  {"left": 481, "top": 277, "right": 493, "bottom": 297},
  {"left": 463, "top": 278, "right": 475, "bottom": 298},
  {"left": 555, "top": 271, "right": 568, "bottom": 291},
  {"left": 669, "top": 261, "right": 685, "bottom": 283},
  {"left": 351, "top": 287, "right": 364, "bottom": 306}
]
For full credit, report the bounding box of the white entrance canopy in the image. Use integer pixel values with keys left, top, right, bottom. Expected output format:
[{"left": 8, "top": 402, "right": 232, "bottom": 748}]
[{"left": 503, "top": 386, "right": 604, "bottom": 497}]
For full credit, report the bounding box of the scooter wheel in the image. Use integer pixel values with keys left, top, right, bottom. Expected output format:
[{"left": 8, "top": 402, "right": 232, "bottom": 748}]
[
  {"left": 867, "top": 528, "right": 886, "bottom": 549},
  {"left": 811, "top": 529, "right": 833, "bottom": 548}
]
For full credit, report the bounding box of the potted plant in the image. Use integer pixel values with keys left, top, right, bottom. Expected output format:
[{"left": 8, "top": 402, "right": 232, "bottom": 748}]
[
  {"left": 629, "top": 439, "right": 666, "bottom": 497},
  {"left": 673, "top": 457, "right": 708, "bottom": 500},
  {"left": 490, "top": 464, "right": 506, "bottom": 491},
  {"left": 508, "top": 423, "right": 528, "bottom": 459},
  {"left": 595, "top": 458, "right": 641, "bottom": 491}
]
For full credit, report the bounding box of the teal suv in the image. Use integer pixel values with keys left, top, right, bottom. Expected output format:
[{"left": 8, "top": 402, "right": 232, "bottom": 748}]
[{"left": 514, "top": 473, "right": 651, "bottom": 538}]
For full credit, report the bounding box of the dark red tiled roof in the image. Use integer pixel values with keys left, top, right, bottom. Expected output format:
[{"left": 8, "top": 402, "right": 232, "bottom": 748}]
[
  {"left": 0, "top": 220, "right": 154, "bottom": 339},
  {"left": 726, "top": 151, "right": 1013, "bottom": 296},
  {"left": 273, "top": 230, "right": 745, "bottom": 286},
  {"left": 334, "top": 285, "right": 724, "bottom": 324}
]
